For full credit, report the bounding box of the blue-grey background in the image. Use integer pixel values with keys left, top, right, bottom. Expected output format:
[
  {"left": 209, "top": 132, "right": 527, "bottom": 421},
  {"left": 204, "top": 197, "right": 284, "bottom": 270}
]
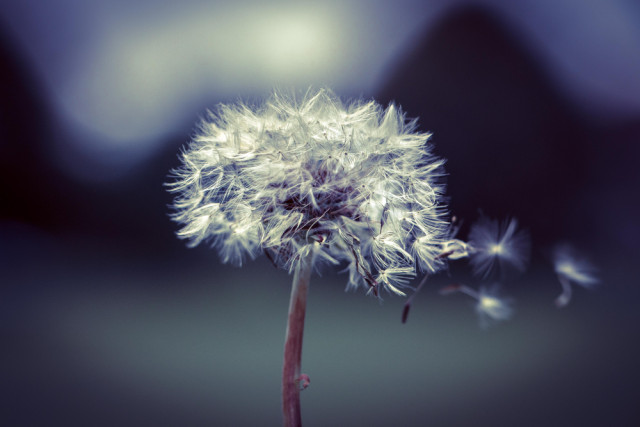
[{"left": 1, "top": 1, "right": 639, "bottom": 426}]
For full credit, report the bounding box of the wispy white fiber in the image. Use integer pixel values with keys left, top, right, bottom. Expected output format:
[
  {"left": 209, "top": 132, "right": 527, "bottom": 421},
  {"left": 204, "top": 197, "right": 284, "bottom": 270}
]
[
  {"left": 553, "top": 244, "right": 599, "bottom": 307},
  {"left": 468, "top": 217, "right": 530, "bottom": 278},
  {"left": 553, "top": 244, "right": 599, "bottom": 288},
  {"left": 439, "top": 284, "right": 513, "bottom": 327},
  {"left": 475, "top": 287, "right": 514, "bottom": 326},
  {"left": 168, "top": 88, "right": 449, "bottom": 296}
]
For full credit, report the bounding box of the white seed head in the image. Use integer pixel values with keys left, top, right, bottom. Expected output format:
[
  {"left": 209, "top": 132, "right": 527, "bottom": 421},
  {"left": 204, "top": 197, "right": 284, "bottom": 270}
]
[{"left": 168, "top": 88, "right": 449, "bottom": 295}]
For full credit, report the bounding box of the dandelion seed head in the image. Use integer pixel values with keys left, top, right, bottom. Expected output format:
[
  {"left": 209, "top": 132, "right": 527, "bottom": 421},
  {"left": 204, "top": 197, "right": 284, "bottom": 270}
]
[
  {"left": 468, "top": 217, "right": 530, "bottom": 278},
  {"left": 168, "top": 88, "right": 449, "bottom": 295}
]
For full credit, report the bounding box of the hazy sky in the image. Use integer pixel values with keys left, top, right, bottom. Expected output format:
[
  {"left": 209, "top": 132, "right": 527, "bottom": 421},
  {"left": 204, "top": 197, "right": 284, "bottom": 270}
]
[{"left": 2, "top": 0, "right": 639, "bottom": 169}]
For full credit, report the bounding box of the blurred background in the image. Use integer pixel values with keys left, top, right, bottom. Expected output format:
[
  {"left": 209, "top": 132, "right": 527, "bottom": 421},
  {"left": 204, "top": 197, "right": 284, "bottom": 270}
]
[{"left": 1, "top": 0, "right": 639, "bottom": 425}]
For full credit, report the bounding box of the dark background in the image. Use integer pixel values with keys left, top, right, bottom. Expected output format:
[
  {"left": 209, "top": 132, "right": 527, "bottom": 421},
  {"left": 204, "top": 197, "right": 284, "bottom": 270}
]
[{"left": 2, "top": 1, "right": 639, "bottom": 426}]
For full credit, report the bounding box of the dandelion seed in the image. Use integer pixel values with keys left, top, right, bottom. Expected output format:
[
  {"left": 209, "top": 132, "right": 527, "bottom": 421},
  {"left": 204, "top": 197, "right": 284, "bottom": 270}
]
[
  {"left": 376, "top": 266, "right": 415, "bottom": 296},
  {"left": 402, "top": 274, "right": 429, "bottom": 323},
  {"left": 476, "top": 288, "right": 514, "bottom": 324},
  {"left": 553, "top": 244, "right": 599, "bottom": 307},
  {"left": 553, "top": 245, "right": 599, "bottom": 288},
  {"left": 440, "top": 284, "right": 513, "bottom": 327},
  {"left": 437, "top": 238, "right": 470, "bottom": 260},
  {"left": 468, "top": 217, "right": 530, "bottom": 278}
]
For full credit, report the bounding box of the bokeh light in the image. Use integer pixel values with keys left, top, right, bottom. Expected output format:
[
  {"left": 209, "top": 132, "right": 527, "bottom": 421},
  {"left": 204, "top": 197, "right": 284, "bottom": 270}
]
[{"left": 3, "top": 0, "right": 636, "bottom": 178}]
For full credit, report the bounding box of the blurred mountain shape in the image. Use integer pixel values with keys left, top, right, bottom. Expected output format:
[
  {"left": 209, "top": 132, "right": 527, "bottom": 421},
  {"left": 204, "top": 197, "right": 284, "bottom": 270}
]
[{"left": 377, "top": 4, "right": 640, "bottom": 252}]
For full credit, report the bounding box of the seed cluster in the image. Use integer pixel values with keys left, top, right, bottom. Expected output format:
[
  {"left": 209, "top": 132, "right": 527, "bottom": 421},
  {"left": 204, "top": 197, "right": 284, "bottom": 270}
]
[{"left": 168, "top": 89, "right": 450, "bottom": 295}]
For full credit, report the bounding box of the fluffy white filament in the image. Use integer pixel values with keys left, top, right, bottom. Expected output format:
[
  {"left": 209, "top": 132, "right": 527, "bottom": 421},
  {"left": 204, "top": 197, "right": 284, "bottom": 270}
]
[
  {"left": 468, "top": 217, "right": 530, "bottom": 278},
  {"left": 168, "top": 89, "right": 449, "bottom": 296},
  {"left": 553, "top": 244, "right": 599, "bottom": 288},
  {"left": 439, "top": 284, "right": 513, "bottom": 326}
]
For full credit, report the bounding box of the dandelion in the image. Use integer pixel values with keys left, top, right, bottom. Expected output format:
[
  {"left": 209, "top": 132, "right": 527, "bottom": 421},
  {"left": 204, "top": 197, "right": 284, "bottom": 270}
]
[
  {"left": 440, "top": 284, "right": 514, "bottom": 327},
  {"left": 553, "top": 244, "right": 599, "bottom": 307},
  {"left": 169, "top": 88, "right": 449, "bottom": 291},
  {"left": 168, "top": 88, "right": 450, "bottom": 426},
  {"left": 468, "top": 217, "right": 530, "bottom": 278}
]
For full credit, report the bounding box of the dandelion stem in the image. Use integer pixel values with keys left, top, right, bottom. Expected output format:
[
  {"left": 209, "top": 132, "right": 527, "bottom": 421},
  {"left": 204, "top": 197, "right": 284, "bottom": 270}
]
[{"left": 282, "top": 251, "right": 314, "bottom": 427}]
